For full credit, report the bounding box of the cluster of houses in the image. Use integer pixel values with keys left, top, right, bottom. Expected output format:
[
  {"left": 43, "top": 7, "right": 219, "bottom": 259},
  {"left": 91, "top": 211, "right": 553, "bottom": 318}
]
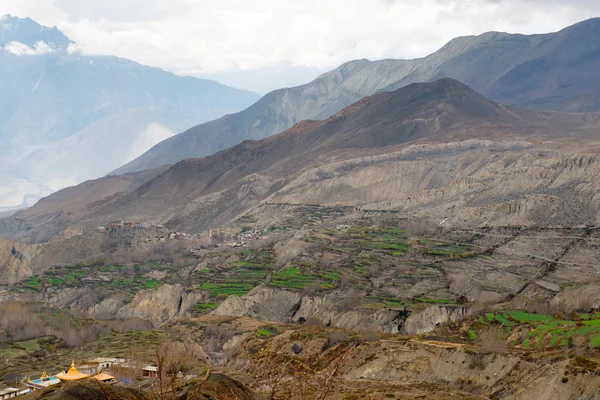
[
  {"left": 101, "top": 220, "right": 161, "bottom": 231},
  {"left": 0, "top": 358, "right": 159, "bottom": 398},
  {"left": 222, "top": 229, "right": 269, "bottom": 248}
]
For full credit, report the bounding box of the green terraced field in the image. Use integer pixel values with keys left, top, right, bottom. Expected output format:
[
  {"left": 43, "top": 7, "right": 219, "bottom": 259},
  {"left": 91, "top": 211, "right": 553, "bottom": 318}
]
[{"left": 474, "top": 311, "right": 600, "bottom": 350}]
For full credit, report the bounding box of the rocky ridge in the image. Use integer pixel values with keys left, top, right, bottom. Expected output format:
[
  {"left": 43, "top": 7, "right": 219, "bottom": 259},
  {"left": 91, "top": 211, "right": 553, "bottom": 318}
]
[{"left": 117, "top": 18, "right": 600, "bottom": 174}]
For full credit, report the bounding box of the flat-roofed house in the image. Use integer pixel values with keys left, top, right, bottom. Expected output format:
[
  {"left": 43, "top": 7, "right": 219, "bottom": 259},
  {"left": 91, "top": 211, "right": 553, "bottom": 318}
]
[
  {"left": 0, "top": 388, "right": 19, "bottom": 399},
  {"left": 27, "top": 372, "right": 60, "bottom": 391},
  {"left": 142, "top": 366, "right": 158, "bottom": 378}
]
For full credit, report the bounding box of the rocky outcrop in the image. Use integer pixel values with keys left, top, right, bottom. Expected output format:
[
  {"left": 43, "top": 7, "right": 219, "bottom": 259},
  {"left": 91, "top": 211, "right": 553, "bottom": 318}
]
[
  {"left": 0, "top": 238, "right": 39, "bottom": 284},
  {"left": 550, "top": 281, "right": 600, "bottom": 311},
  {"left": 291, "top": 292, "right": 401, "bottom": 333},
  {"left": 38, "top": 284, "right": 206, "bottom": 323},
  {"left": 213, "top": 286, "right": 302, "bottom": 323},
  {"left": 403, "top": 305, "right": 472, "bottom": 335},
  {"left": 116, "top": 284, "right": 208, "bottom": 325},
  {"left": 213, "top": 287, "right": 402, "bottom": 332}
]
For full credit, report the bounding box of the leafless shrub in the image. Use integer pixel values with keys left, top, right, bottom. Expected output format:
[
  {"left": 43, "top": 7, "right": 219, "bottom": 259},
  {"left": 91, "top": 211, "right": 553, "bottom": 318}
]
[
  {"left": 319, "top": 253, "right": 337, "bottom": 269},
  {"left": 202, "top": 325, "right": 236, "bottom": 354},
  {"left": 337, "top": 297, "right": 361, "bottom": 312},
  {"left": 304, "top": 317, "right": 323, "bottom": 327},
  {"left": 110, "top": 318, "right": 154, "bottom": 333},
  {"left": 359, "top": 331, "right": 380, "bottom": 342},
  {"left": 303, "top": 280, "right": 322, "bottom": 296},
  {"left": 479, "top": 326, "right": 507, "bottom": 354},
  {"left": 324, "top": 332, "right": 350, "bottom": 349},
  {"left": 340, "top": 274, "right": 353, "bottom": 290}
]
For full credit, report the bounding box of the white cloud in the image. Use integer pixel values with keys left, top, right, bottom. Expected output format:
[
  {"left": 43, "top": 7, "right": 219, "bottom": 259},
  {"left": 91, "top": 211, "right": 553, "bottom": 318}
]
[
  {"left": 0, "top": 0, "right": 599, "bottom": 75},
  {"left": 66, "top": 42, "right": 81, "bottom": 54},
  {"left": 3, "top": 40, "right": 56, "bottom": 55}
]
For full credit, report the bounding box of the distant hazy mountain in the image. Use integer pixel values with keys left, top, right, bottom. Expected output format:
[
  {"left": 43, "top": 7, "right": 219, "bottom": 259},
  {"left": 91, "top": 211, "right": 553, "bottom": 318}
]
[
  {"left": 196, "top": 63, "right": 328, "bottom": 94},
  {"left": 116, "top": 18, "right": 600, "bottom": 175},
  {"left": 0, "top": 14, "right": 259, "bottom": 210}
]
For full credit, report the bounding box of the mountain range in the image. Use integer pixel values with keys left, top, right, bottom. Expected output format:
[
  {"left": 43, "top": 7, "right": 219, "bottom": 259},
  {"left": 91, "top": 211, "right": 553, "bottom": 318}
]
[
  {"left": 0, "top": 15, "right": 259, "bottom": 210},
  {"left": 116, "top": 18, "right": 600, "bottom": 175},
  {"left": 4, "top": 79, "right": 600, "bottom": 244}
]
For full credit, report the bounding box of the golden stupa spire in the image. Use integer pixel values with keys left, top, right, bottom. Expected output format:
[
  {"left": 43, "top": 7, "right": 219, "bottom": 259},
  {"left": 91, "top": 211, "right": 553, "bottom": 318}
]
[
  {"left": 71, "top": 360, "right": 76, "bottom": 368},
  {"left": 40, "top": 371, "right": 49, "bottom": 379}
]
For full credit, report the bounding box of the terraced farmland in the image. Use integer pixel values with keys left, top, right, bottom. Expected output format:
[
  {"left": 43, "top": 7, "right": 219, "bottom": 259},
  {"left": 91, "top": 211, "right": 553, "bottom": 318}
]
[{"left": 472, "top": 311, "right": 600, "bottom": 349}]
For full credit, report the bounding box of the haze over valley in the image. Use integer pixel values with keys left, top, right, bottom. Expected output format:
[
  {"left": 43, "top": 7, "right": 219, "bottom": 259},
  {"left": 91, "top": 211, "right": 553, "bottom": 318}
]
[
  {"left": 0, "top": 15, "right": 259, "bottom": 210},
  {"left": 1, "top": 3, "right": 600, "bottom": 399}
]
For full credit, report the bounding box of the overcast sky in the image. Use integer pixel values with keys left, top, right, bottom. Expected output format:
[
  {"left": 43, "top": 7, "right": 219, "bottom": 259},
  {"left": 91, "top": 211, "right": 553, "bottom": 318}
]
[{"left": 1, "top": 0, "right": 599, "bottom": 92}]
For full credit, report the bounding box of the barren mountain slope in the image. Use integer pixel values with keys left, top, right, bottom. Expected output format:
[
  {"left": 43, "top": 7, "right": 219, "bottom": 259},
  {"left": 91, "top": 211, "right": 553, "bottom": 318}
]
[
  {"left": 8, "top": 79, "right": 600, "bottom": 241},
  {"left": 116, "top": 18, "right": 600, "bottom": 174},
  {"left": 0, "top": 165, "right": 169, "bottom": 243}
]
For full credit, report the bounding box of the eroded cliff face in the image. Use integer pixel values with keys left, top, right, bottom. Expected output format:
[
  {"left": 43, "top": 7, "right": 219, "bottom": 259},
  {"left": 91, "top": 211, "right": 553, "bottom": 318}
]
[
  {"left": 36, "top": 284, "right": 207, "bottom": 325},
  {"left": 213, "top": 287, "right": 473, "bottom": 334},
  {"left": 115, "top": 284, "right": 208, "bottom": 325},
  {"left": 403, "top": 305, "right": 472, "bottom": 335},
  {"left": 0, "top": 238, "right": 39, "bottom": 284},
  {"left": 266, "top": 145, "right": 600, "bottom": 229}
]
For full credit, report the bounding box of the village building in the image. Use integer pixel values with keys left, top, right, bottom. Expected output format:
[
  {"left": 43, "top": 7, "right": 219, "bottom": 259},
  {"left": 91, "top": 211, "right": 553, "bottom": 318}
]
[
  {"left": 0, "top": 388, "right": 20, "bottom": 399},
  {"left": 27, "top": 372, "right": 60, "bottom": 391},
  {"left": 142, "top": 366, "right": 158, "bottom": 378},
  {"left": 93, "top": 371, "right": 117, "bottom": 384},
  {"left": 76, "top": 364, "right": 98, "bottom": 375},
  {"left": 56, "top": 361, "right": 91, "bottom": 382},
  {"left": 86, "top": 357, "right": 125, "bottom": 372}
]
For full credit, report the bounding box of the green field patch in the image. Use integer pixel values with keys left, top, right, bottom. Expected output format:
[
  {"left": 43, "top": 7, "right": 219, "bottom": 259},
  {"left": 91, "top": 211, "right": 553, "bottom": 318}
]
[
  {"left": 320, "top": 272, "right": 341, "bottom": 281},
  {"left": 232, "top": 260, "right": 264, "bottom": 268},
  {"left": 590, "top": 335, "right": 600, "bottom": 348},
  {"left": 415, "top": 297, "right": 453, "bottom": 304},
  {"left": 523, "top": 338, "right": 530, "bottom": 349},
  {"left": 255, "top": 326, "right": 278, "bottom": 338},
  {"left": 468, "top": 330, "right": 477, "bottom": 340},
  {"left": 505, "top": 311, "right": 553, "bottom": 323},
  {"left": 495, "top": 314, "right": 512, "bottom": 327},
  {"left": 549, "top": 330, "right": 561, "bottom": 347},
  {"left": 238, "top": 269, "right": 268, "bottom": 278},
  {"left": 542, "top": 320, "right": 576, "bottom": 327},
  {"left": 48, "top": 277, "right": 64, "bottom": 286},
  {"left": 269, "top": 276, "right": 316, "bottom": 289},
  {"left": 200, "top": 282, "right": 253, "bottom": 297},
  {"left": 195, "top": 302, "right": 218, "bottom": 311},
  {"left": 144, "top": 279, "right": 162, "bottom": 289},
  {"left": 24, "top": 276, "right": 41, "bottom": 289},
  {"left": 256, "top": 329, "right": 275, "bottom": 338},
  {"left": 16, "top": 339, "right": 40, "bottom": 352},
  {"left": 0, "top": 347, "right": 24, "bottom": 359},
  {"left": 577, "top": 325, "right": 600, "bottom": 336},
  {"left": 110, "top": 279, "right": 134, "bottom": 289},
  {"left": 582, "top": 319, "right": 600, "bottom": 326},
  {"left": 278, "top": 267, "right": 301, "bottom": 277},
  {"left": 385, "top": 300, "right": 406, "bottom": 308},
  {"left": 66, "top": 270, "right": 87, "bottom": 280}
]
